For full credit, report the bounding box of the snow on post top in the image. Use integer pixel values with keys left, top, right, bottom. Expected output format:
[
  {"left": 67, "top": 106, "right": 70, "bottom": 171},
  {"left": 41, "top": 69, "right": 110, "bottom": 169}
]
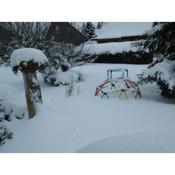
[{"left": 10, "top": 48, "right": 48, "bottom": 68}]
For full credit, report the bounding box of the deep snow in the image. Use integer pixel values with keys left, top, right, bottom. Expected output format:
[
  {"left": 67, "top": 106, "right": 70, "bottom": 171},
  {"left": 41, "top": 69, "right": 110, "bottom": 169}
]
[{"left": 1, "top": 63, "right": 175, "bottom": 153}]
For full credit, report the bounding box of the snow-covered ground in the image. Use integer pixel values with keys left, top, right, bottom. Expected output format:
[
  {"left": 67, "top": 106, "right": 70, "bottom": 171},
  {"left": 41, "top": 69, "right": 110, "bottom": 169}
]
[{"left": 1, "top": 63, "right": 175, "bottom": 153}]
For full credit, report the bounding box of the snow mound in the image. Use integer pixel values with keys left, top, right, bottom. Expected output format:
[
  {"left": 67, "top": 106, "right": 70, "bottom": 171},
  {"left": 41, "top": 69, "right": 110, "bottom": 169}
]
[
  {"left": 10, "top": 48, "right": 48, "bottom": 68},
  {"left": 82, "top": 41, "right": 138, "bottom": 55},
  {"left": 0, "top": 85, "right": 26, "bottom": 120},
  {"left": 96, "top": 22, "right": 153, "bottom": 39}
]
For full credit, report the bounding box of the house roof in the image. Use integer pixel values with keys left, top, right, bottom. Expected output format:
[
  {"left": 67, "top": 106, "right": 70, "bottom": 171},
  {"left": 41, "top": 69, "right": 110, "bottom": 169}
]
[
  {"left": 96, "top": 22, "right": 153, "bottom": 39},
  {"left": 46, "top": 22, "right": 88, "bottom": 46}
]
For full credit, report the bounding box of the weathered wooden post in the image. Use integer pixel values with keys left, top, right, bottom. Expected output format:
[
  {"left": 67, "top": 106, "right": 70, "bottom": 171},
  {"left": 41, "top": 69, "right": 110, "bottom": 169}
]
[
  {"left": 22, "top": 70, "right": 42, "bottom": 118},
  {"left": 10, "top": 48, "right": 48, "bottom": 119}
]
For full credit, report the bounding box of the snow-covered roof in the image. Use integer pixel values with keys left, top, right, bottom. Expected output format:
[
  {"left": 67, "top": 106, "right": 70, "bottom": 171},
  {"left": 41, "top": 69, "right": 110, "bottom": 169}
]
[
  {"left": 81, "top": 41, "right": 138, "bottom": 55},
  {"left": 96, "top": 22, "right": 153, "bottom": 39},
  {"left": 10, "top": 48, "right": 48, "bottom": 67}
]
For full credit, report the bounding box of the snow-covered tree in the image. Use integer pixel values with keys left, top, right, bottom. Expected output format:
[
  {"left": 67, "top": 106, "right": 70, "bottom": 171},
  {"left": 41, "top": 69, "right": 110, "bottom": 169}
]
[
  {"left": 138, "top": 22, "right": 175, "bottom": 97},
  {"left": 1, "top": 22, "right": 50, "bottom": 47},
  {"left": 97, "top": 22, "right": 103, "bottom": 29},
  {"left": 82, "top": 22, "right": 96, "bottom": 39}
]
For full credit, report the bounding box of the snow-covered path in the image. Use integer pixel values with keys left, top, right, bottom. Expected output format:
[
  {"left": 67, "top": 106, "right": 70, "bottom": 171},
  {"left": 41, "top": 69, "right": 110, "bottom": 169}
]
[{"left": 1, "top": 64, "right": 175, "bottom": 153}]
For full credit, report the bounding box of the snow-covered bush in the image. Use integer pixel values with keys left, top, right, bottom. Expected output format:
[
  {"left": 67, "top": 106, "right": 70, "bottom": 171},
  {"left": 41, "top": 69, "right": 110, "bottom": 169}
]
[
  {"left": 138, "top": 22, "right": 175, "bottom": 98},
  {"left": 65, "top": 75, "right": 83, "bottom": 97},
  {"left": 44, "top": 68, "right": 84, "bottom": 86},
  {"left": 41, "top": 42, "right": 86, "bottom": 87},
  {"left": 139, "top": 59, "right": 175, "bottom": 97},
  {"left": 65, "top": 76, "right": 74, "bottom": 97},
  {"left": 0, "top": 117, "right": 13, "bottom": 145},
  {"left": 0, "top": 85, "right": 26, "bottom": 121},
  {"left": 43, "top": 40, "right": 89, "bottom": 67}
]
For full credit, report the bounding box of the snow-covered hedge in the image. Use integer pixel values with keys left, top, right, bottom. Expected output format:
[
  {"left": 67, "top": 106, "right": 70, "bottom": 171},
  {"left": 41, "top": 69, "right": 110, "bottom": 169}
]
[
  {"left": 78, "top": 41, "right": 152, "bottom": 64},
  {"left": 81, "top": 41, "right": 139, "bottom": 55},
  {"left": 93, "top": 51, "right": 152, "bottom": 64}
]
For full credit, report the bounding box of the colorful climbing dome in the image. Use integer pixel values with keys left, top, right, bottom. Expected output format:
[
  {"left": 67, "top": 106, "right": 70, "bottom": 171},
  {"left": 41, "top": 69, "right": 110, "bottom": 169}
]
[{"left": 95, "top": 68, "right": 141, "bottom": 99}]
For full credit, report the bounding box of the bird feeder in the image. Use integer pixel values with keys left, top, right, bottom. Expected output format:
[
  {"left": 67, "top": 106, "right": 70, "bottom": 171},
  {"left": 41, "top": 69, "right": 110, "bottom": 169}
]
[{"left": 10, "top": 48, "right": 48, "bottom": 119}]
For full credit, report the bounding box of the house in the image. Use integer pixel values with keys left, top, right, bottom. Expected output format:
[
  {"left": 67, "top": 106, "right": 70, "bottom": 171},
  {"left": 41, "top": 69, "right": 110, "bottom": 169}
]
[
  {"left": 46, "top": 22, "right": 88, "bottom": 46},
  {"left": 81, "top": 22, "right": 153, "bottom": 64}
]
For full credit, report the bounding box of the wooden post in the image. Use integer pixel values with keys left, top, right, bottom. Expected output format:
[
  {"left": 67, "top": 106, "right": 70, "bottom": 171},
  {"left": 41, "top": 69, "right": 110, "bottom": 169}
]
[
  {"left": 23, "top": 71, "right": 42, "bottom": 119},
  {"left": 10, "top": 48, "right": 48, "bottom": 119}
]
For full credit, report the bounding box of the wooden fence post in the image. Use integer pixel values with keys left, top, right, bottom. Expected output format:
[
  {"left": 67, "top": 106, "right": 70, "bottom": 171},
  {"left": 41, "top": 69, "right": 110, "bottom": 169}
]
[{"left": 23, "top": 71, "right": 42, "bottom": 119}]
